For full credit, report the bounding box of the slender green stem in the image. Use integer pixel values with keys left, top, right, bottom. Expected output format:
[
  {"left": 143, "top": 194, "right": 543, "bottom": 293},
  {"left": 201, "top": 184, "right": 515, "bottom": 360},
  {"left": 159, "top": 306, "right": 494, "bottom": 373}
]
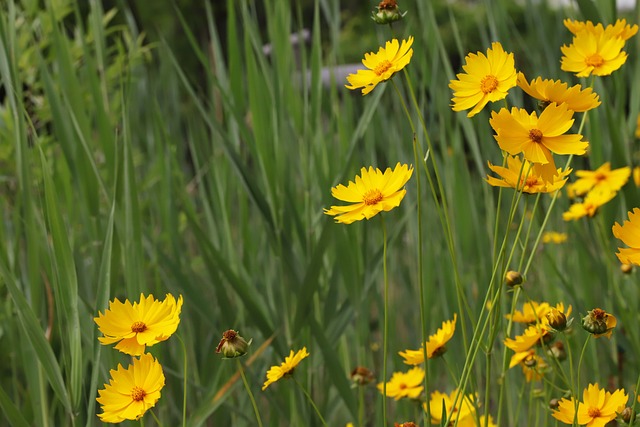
[
  {"left": 148, "top": 409, "right": 164, "bottom": 427},
  {"left": 293, "top": 376, "right": 328, "bottom": 427},
  {"left": 381, "top": 215, "right": 388, "bottom": 427},
  {"left": 237, "top": 359, "right": 264, "bottom": 427},
  {"left": 563, "top": 333, "right": 577, "bottom": 427},
  {"left": 575, "top": 335, "right": 592, "bottom": 408},
  {"left": 358, "top": 385, "right": 365, "bottom": 427},
  {"left": 176, "top": 334, "right": 188, "bottom": 427}
]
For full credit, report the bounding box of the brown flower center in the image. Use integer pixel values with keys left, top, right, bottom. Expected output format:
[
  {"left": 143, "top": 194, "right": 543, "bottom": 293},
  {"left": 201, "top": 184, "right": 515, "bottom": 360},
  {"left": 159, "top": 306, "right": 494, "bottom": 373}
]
[
  {"left": 587, "top": 407, "right": 602, "bottom": 418},
  {"left": 586, "top": 54, "right": 604, "bottom": 68},
  {"left": 529, "top": 129, "right": 543, "bottom": 143},
  {"left": 594, "top": 172, "right": 606, "bottom": 182},
  {"left": 374, "top": 60, "right": 393, "bottom": 76},
  {"left": 131, "top": 321, "right": 147, "bottom": 333},
  {"left": 363, "top": 189, "right": 384, "bottom": 205},
  {"left": 592, "top": 308, "right": 606, "bottom": 319},
  {"left": 522, "top": 176, "right": 539, "bottom": 189},
  {"left": 379, "top": 0, "right": 397, "bottom": 9},
  {"left": 480, "top": 75, "right": 499, "bottom": 94},
  {"left": 131, "top": 386, "right": 146, "bottom": 402},
  {"left": 399, "top": 383, "right": 407, "bottom": 389}
]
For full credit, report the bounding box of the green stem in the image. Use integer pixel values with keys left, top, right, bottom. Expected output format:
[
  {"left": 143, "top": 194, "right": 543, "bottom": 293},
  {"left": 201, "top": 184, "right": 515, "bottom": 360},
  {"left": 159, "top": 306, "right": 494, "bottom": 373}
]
[
  {"left": 293, "top": 376, "right": 328, "bottom": 427},
  {"left": 148, "top": 409, "right": 164, "bottom": 427},
  {"left": 237, "top": 359, "right": 264, "bottom": 427},
  {"left": 176, "top": 334, "right": 188, "bottom": 427},
  {"left": 381, "top": 215, "right": 388, "bottom": 427}
]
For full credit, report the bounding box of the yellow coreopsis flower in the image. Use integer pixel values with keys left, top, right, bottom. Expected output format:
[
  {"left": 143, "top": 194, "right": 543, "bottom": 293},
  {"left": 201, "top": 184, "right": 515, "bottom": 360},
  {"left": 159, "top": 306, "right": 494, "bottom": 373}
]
[
  {"left": 516, "top": 72, "right": 600, "bottom": 112},
  {"left": 552, "top": 383, "right": 628, "bottom": 426},
  {"left": 505, "top": 301, "right": 550, "bottom": 323},
  {"left": 504, "top": 324, "right": 548, "bottom": 353},
  {"left": 489, "top": 103, "right": 588, "bottom": 166},
  {"left": 564, "top": 18, "right": 639, "bottom": 41},
  {"left": 94, "top": 294, "right": 183, "bottom": 356},
  {"left": 96, "top": 353, "right": 165, "bottom": 423},
  {"left": 345, "top": 37, "right": 413, "bottom": 95},
  {"left": 561, "top": 29, "right": 629, "bottom": 77},
  {"left": 542, "top": 231, "right": 568, "bottom": 244},
  {"left": 399, "top": 314, "right": 457, "bottom": 365},
  {"left": 486, "top": 155, "right": 571, "bottom": 194},
  {"left": 563, "top": 188, "right": 616, "bottom": 221},
  {"left": 568, "top": 162, "right": 630, "bottom": 196},
  {"left": 324, "top": 163, "right": 413, "bottom": 224},
  {"left": 262, "top": 347, "right": 310, "bottom": 390},
  {"left": 427, "top": 389, "right": 477, "bottom": 426},
  {"left": 377, "top": 367, "right": 424, "bottom": 400},
  {"left": 449, "top": 41, "right": 517, "bottom": 117},
  {"left": 613, "top": 208, "right": 640, "bottom": 265}
]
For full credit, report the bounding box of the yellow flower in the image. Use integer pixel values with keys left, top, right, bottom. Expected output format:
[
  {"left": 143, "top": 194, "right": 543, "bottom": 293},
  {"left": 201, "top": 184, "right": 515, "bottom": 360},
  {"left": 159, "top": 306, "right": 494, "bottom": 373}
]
[
  {"left": 489, "top": 103, "right": 588, "bottom": 166},
  {"left": 552, "top": 383, "right": 628, "bottom": 426},
  {"left": 562, "top": 189, "right": 616, "bottom": 221},
  {"left": 377, "top": 367, "right": 424, "bottom": 400},
  {"left": 94, "top": 294, "right": 183, "bottom": 356},
  {"left": 561, "top": 29, "right": 629, "bottom": 77},
  {"left": 568, "top": 162, "right": 630, "bottom": 197},
  {"left": 449, "top": 41, "right": 517, "bottom": 117},
  {"left": 517, "top": 73, "right": 600, "bottom": 112},
  {"left": 96, "top": 353, "right": 165, "bottom": 423},
  {"left": 324, "top": 163, "right": 413, "bottom": 224},
  {"left": 542, "top": 231, "right": 568, "bottom": 244},
  {"left": 427, "top": 389, "right": 476, "bottom": 425},
  {"left": 345, "top": 37, "right": 413, "bottom": 95},
  {"left": 262, "top": 347, "right": 309, "bottom": 390},
  {"left": 582, "top": 308, "right": 617, "bottom": 339},
  {"left": 633, "top": 166, "right": 640, "bottom": 186},
  {"left": 564, "top": 18, "right": 639, "bottom": 41},
  {"left": 399, "top": 314, "right": 457, "bottom": 364},
  {"left": 505, "top": 301, "right": 550, "bottom": 323},
  {"left": 613, "top": 208, "right": 640, "bottom": 265},
  {"left": 636, "top": 115, "right": 640, "bottom": 139},
  {"left": 486, "top": 155, "right": 571, "bottom": 193},
  {"left": 504, "top": 324, "right": 548, "bottom": 353}
]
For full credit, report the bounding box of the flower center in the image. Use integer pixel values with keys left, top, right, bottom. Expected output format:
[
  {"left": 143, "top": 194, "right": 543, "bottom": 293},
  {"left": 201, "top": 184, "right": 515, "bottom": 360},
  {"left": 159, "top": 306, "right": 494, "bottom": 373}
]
[
  {"left": 480, "top": 75, "right": 499, "bottom": 94},
  {"left": 363, "top": 189, "right": 384, "bottom": 205},
  {"left": 374, "top": 60, "right": 393, "bottom": 76},
  {"left": 594, "top": 172, "right": 606, "bottom": 182},
  {"left": 522, "top": 176, "right": 539, "bottom": 189},
  {"left": 131, "top": 321, "right": 147, "bottom": 333},
  {"left": 586, "top": 54, "right": 604, "bottom": 68},
  {"left": 587, "top": 407, "right": 602, "bottom": 418},
  {"left": 131, "top": 386, "right": 146, "bottom": 402},
  {"left": 529, "top": 129, "right": 543, "bottom": 143},
  {"left": 592, "top": 308, "right": 606, "bottom": 320},
  {"left": 399, "top": 383, "right": 407, "bottom": 390}
]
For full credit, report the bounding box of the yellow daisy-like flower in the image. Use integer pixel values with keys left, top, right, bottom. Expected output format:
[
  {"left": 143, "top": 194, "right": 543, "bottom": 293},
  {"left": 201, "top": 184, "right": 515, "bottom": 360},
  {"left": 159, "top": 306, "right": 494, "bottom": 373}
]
[
  {"left": 262, "top": 347, "right": 309, "bottom": 390},
  {"left": 516, "top": 72, "right": 600, "bottom": 112},
  {"left": 399, "top": 314, "right": 457, "bottom": 365},
  {"left": 486, "top": 155, "right": 571, "bottom": 194},
  {"left": 562, "top": 188, "right": 616, "bottom": 221},
  {"left": 94, "top": 294, "right": 183, "bottom": 356},
  {"left": 613, "top": 208, "right": 640, "bottom": 265},
  {"left": 505, "top": 301, "right": 550, "bottom": 324},
  {"left": 635, "top": 115, "right": 640, "bottom": 139},
  {"left": 324, "top": 163, "right": 413, "bottom": 224},
  {"left": 552, "top": 383, "right": 628, "bottom": 426},
  {"left": 568, "top": 162, "right": 631, "bottom": 197},
  {"left": 542, "top": 231, "right": 568, "bottom": 244},
  {"left": 561, "top": 29, "right": 629, "bottom": 77},
  {"left": 377, "top": 367, "right": 424, "bottom": 400},
  {"left": 504, "top": 324, "right": 548, "bottom": 353},
  {"left": 449, "top": 42, "right": 517, "bottom": 118},
  {"left": 564, "top": 18, "right": 639, "bottom": 41},
  {"left": 96, "top": 353, "right": 165, "bottom": 423},
  {"left": 345, "top": 37, "right": 414, "bottom": 95},
  {"left": 427, "top": 389, "right": 477, "bottom": 426}
]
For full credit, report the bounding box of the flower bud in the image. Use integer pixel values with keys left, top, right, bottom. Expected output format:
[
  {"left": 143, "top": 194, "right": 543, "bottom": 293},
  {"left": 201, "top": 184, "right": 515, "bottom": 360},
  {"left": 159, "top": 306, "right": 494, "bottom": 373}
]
[
  {"left": 549, "top": 398, "right": 560, "bottom": 409},
  {"left": 621, "top": 263, "right": 633, "bottom": 274},
  {"left": 216, "top": 330, "right": 251, "bottom": 358},
  {"left": 350, "top": 366, "right": 375, "bottom": 386},
  {"left": 582, "top": 308, "right": 617, "bottom": 338},
  {"left": 547, "top": 341, "right": 567, "bottom": 362},
  {"left": 371, "top": 0, "right": 407, "bottom": 25},
  {"left": 621, "top": 407, "right": 636, "bottom": 424},
  {"left": 505, "top": 270, "right": 523, "bottom": 287},
  {"left": 546, "top": 308, "right": 568, "bottom": 331}
]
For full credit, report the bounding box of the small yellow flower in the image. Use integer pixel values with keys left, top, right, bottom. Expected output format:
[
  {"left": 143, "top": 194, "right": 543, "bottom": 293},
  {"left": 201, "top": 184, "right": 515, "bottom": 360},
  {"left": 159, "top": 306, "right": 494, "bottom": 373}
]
[
  {"left": 449, "top": 42, "right": 517, "bottom": 117},
  {"left": 504, "top": 324, "right": 548, "bottom": 353},
  {"left": 324, "top": 163, "right": 413, "bottom": 224},
  {"left": 262, "top": 347, "right": 310, "bottom": 390},
  {"left": 517, "top": 72, "right": 600, "bottom": 112},
  {"left": 561, "top": 28, "right": 630, "bottom": 77},
  {"left": 377, "top": 367, "right": 424, "bottom": 400},
  {"left": 486, "top": 155, "right": 571, "bottom": 194},
  {"left": 489, "top": 103, "right": 588, "bottom": 165},
  {"left": 94, "top": 294, "right": 183, "bottom": 356},
  {"left": 505, "top": 301, "right": 550, "bottom": 324},
  {"left": 96, "top": 353, "right": 165, "bottom": 423},
  {"left": 542, "top": 231, "right": 568, "bottom": 244},
  {"left": 562, "top": 188, "right": 616, "bottom": 221},
  {"left": 552, "top": 383, "right": 628, "bottom": 426},
  {"left": 427, "top": 389, "right": 476, "bottom": 425},
  {"left": 568, "top": 162, "right": 630, "bottom": 196},
  {"left": 399, "top": 314, "right": 457, "bottom": 364},
  {"left": 345, "top": 37, "right": 413, "bottom": 95},
  {"left": 582, "top": 308, "right": 617, "bottom": 339},
  {"left": 564, "top": 18, "right": 639, "bottom": 41},
  {"left": 634, "top": 165, "right": 640, "bottom": 186},
  {"left": 613, "top": 208, "right": 640, "bottom": 265}
]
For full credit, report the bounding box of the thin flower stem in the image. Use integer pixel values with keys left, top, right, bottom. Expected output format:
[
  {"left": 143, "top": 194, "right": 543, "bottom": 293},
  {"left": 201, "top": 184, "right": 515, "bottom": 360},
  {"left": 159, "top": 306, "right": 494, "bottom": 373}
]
[
  {"left": 381, "top": 214, "right": 389, "bottom": 427},
  {"left": 629, "top": 373, "right": 640, "bottom": 426},
  {"left": 293, "top": 376, "right": 328, "bottom": 427},
  {"left": 237, "top": 359, "right": 264, "bottom": 427},
  {"left": 575, "top": 335, "right": 592, "bottom": 409},
  {"left": 358, "top": 385, "right": 365, "bottom": 427},
  {"left": 563, "top": 333, "right": 577, "bottom": 427},
  {"left": 148, "top": 409, "right": 164, "bottom": 427},
  {"left": 176, "top": 334, "right": 188, "bottom": 427}
]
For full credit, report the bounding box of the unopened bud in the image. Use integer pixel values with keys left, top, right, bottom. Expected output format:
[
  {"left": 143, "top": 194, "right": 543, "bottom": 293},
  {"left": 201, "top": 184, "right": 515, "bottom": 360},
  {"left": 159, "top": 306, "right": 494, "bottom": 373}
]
[
  {"left": 621, "top": 263, "right": 633, "bottom": 274},
  {"left": 216, "top": 330, "right": 251, "bottom": 358},
  {"left": 505, "top": 270, "right": 523, "bottom": 287},
  {"left": 621, "top": 407, "right": 636, "bottom": 424},
  {"left": 549, "top": 398, "right": 560, "bottom": 409},
  {"left": 350, "top": 366, "right": 375, "bottom": 386},
  {"left": 371, "top": 0, "right": 407, "bottom": 25},
  {"left": 546, "top": 308, "right": 568, "bottom": 331}
]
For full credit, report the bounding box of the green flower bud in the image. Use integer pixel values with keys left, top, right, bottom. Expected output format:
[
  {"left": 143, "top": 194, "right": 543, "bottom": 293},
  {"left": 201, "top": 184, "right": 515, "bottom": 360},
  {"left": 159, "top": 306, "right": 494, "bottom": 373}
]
[
  {"left": 505, "top": 270, "right": 523, "bottom": 287},
  {"left": 371, "top": 0, "right": 407, "bottom": 25},
  {"left": 216, "top": 330, "right": 251, "bottom": 358}
]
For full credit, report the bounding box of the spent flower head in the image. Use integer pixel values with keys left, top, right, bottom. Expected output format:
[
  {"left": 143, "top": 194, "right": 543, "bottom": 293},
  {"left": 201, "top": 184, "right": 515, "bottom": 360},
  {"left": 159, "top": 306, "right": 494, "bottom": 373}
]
[
  {"left": 582, "top": 308, "right": 617, "bottom": 338},
  {"left": 371, "top": 0, "right": 407, "bottom": 24},
  {"left": 216, "top": 329, "right": 252, "bottom": 358},
  {"left": 350, "top": 366, "right": 375, "bottom": 386}
]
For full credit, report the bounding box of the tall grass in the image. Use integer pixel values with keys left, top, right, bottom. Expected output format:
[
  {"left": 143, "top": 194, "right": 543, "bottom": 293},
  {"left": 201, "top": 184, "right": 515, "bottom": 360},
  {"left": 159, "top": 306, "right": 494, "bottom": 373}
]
[{"left": 0, "top": 0, "right": 639, "bottom": 425}]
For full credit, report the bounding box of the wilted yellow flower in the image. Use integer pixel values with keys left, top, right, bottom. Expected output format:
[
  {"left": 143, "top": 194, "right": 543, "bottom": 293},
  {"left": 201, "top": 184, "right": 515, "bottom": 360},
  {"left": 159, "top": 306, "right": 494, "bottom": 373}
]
[
  {"left": 582, "top": 308, "right": 617, "bottom": 338},
  {"left": 449, "top": 42, "right": 517, "bottom": 117},
  {"left": 542, "top": 231, "right": 568, "bottom": 244},
  {"left": 399, "top": 314, "right": 457, "bottom": 364},
  {"left": 517, "top": 73, "right": 600, "bottom": 112},
  {"left": 486, "top": 155, "right": 571, "bottom": 194},
  {"left": 613, "top": 208, "right": 640, "bottom": 265},
  {"left": 96, "top": 353, "right": 165, "bottom": 423},
  {"left": 504, "top": 324, "right": 548, "bottom": 353},
  {"left": 564, "top": 18, "right": 639, "bottom": 41},
  {"left": 324, "top": 163, "right": 413, "bottom": 224},
  {"left": 427, "top": 389, "right": 477, "bottom": 426},
  {"left": 345, "top": 37, "right": 413, "bottom": 95},
  {"left": 568, "top": 162, "right": 630, "bottom": 196},
  {"left": 561, "top": 29, "right": 630, "bottom": 77},
  {"left": 262, "top": 347, "right": 309, "bottom": 390},
  {"left": 562, "top": 188, "right": 616, "bottom": 221},
  {"left": 377, "top": 367, "right": 424, "bottom": 400},
  {"left": 552, "top": 383, "right": 628, "bottom": 426},
  {"left": 94, "top": 294, "right": 183, "bottom": 356}
]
